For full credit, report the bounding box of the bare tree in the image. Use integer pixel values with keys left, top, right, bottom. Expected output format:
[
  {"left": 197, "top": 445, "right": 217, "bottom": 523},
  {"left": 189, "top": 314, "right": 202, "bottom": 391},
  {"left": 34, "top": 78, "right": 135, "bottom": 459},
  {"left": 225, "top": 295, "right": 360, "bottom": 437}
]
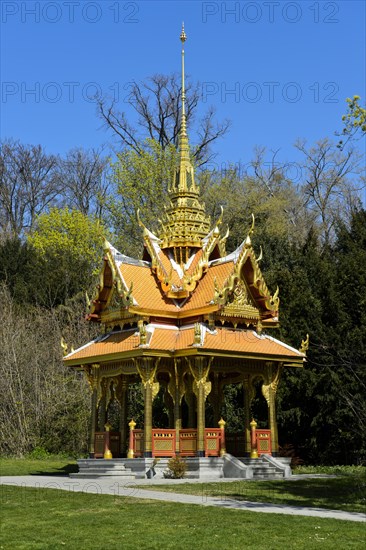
[
  {"left": 57, "top": 147, "right": 110, "bottom": 218},
  {"left": 0, "top": 284, "right": 92, "bottom": 456},
  {"left": 98, "top": 74, "right": 230, "bottom": 166},
  {"left": 0, "top": 140, "right": 60, "bottom": 238},
  {"left": 250, "top": 147, "right": 308, "bottom": 230},
  {"left": 296, "top": 138, "right": 365, "bottom": 245}
]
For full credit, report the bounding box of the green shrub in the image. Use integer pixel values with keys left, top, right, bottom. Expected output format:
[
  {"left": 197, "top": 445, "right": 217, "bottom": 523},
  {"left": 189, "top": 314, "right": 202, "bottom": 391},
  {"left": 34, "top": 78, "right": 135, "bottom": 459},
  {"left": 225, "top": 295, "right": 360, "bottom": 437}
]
[
  {"left": 28, "top": 447, "right": 51, "bottom": 459},
  {"left": 164, "top": 455, "right": 187, "bottom": 479}
]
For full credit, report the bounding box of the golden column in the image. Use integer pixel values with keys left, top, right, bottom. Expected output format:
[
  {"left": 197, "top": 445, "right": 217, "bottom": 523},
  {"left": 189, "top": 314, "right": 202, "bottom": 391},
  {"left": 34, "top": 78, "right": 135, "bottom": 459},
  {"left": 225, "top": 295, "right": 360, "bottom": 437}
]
[
  {"left": 250, "top": 418, "right": 259, "bottom": 459},
  {"left": 262, "top": 362, "right": 282, "bottom": 456},
  {"left": 218, "top": 417, "right": 226, "bottom": 457},
  {"left": 127, "top": 419, "right": 136, "bottom": 459},
  {"left": 87, "top": 364, "right": 99, "bottom": 458},
  {"left": 136, "top": 357, "right": 160, "bottom": 458},
  {"left": 188, "top": 357, "right": 212, "bottom": 457}
]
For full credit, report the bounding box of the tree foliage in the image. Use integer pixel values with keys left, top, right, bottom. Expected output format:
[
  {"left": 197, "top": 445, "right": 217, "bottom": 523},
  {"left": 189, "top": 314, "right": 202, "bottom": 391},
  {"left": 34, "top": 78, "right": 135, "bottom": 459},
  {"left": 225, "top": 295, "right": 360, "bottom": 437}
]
[
  {"left": 107, "top": 139, "right": 177, "bottom": 256},
  {"left": 27, "top": 208, "right": 106, "bottom": 307},
  {"left": 339, "top": 95, "right": 366, "bottom": 149}
]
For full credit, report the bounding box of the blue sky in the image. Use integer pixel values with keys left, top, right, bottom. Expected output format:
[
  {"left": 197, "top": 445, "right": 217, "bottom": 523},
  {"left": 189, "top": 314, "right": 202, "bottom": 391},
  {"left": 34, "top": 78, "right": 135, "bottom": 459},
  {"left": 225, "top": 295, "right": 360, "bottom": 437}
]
[{"left": 1, "top": 0, "right": 365, "bottom": 172}]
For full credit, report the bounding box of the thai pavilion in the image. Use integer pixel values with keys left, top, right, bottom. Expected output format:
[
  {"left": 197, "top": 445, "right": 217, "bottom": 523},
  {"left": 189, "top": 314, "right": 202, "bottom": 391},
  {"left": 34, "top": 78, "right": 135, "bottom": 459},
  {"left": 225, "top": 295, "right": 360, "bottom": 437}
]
[{"left": 63, "top": 27, "right": 306, "bottom": 474}]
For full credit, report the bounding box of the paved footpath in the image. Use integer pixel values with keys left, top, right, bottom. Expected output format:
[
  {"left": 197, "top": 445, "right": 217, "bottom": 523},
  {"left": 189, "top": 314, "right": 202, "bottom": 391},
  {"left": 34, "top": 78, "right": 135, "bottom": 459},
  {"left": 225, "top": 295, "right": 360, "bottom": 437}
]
[{"left": 1, "top": 475, "right": 365, "bottom": 523}]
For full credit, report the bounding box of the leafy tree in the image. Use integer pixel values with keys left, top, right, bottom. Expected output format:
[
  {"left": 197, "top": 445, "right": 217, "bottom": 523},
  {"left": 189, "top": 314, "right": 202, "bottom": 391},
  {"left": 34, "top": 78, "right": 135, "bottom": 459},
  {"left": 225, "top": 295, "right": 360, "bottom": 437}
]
[
  {"left": 107, "top": 139, "right": 177, "bottom": 257},
  {"left": 27, "top": 207, "right": 106, "bottom": 307},
  {"left": 0, "top": 237, "right": 42, "bottom": 305},
  {"left": 338, "top": 96, "right": 366, "bottom": 150}
]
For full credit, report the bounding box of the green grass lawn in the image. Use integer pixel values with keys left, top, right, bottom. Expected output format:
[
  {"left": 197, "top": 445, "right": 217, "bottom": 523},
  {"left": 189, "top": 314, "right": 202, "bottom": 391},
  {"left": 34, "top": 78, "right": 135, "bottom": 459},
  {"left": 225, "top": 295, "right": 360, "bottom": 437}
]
[
  {"left": 1, "top": 458, "right": 365, "bottom": 514},
  {"left": 137, "top": 467, "right": 366, "bottom": 514},
  {"left": 0, "top": 456, "right": 78, "bottom": 477},
  {"left": 1, "top": 485, "right": 365, "bottom": 550}
]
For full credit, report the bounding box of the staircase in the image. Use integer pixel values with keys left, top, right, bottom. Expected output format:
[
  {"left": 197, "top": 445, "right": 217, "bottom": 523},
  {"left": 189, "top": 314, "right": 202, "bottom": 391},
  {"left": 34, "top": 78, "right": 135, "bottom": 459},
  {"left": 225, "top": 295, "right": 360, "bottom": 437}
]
[
  {"left": 239, "top": 457, "right": 286, "bottom": 479},
  {"left": 70, "top": 459, "right": 135, "bottom": 479}
]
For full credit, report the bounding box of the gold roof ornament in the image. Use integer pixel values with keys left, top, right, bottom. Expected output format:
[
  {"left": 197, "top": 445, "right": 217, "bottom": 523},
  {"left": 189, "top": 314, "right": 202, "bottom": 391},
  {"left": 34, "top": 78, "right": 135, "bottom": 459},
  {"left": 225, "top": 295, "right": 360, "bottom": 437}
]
[
  {"left": 159, "top": 24, "right": 210, "bottom": 260},
  {"left": 299, "top": 334, "right": 310, "bottom": 355},
  {"left": 61, "top": 337, "right": 68, "bottom": 357}
]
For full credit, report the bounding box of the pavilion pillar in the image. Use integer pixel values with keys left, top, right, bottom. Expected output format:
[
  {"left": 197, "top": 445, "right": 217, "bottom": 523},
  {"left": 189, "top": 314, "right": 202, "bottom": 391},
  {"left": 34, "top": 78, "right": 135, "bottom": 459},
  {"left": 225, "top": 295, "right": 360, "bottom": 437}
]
[
  {"left": 268, "top": 389, "right": 279, "bottom": 455},
  {"left": 117, "top": 376, "right": 128, "bottom": 457},
  {"left": 144, "top": 381, "right": 153, "bottom": 457},
  {"left": 262, "top": 362, "right": 282, "bottom": 456},
  {"left": 188, "top": 357, "right": 212, "bottom": 457},
  {"left": 243, "top": 375, "right": 254, "bottom": 456},
  {"left": 136, "top": 357, "right": 160, "bottom": 458},
  {"left": 88, "top": 364, "right": 99, "bottom": 458}
]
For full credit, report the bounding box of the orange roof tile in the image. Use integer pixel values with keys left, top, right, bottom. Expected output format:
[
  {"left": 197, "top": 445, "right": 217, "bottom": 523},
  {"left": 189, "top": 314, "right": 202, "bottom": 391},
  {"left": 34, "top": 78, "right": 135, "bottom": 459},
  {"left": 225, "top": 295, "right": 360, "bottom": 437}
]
[
  {"left": 64, "top": 325, "right": 303, "bottom": 366},
  {"left": 204, "top": 328, "right": 303, "bottom": 358},
  {"left": 150, "top": 327, "right": 179, "bottom": 350},
  {"left": 185, "top": 249, "right": 204, "bottom": 276},
  {"left": 158, "top": 250, "right": 182, "bottom": 286},
  {"left": 119, "top": 263, "right": 178, "bottom": 312},
  {"left": 65, "top": 330, "right": 140, "bottom": 362},
  {"left": 116, "top": 258, "right": 235, "bottom": 317},
  {"left": 180, "top": 261, "right": 234, "bottom": 311}
]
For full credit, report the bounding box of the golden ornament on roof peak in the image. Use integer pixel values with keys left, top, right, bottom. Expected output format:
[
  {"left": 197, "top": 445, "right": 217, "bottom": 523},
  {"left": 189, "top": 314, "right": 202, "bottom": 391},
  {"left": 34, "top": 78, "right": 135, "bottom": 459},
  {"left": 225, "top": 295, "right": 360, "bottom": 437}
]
[{"left": 180, "top": 23, "right": 187, "bottom": 44}]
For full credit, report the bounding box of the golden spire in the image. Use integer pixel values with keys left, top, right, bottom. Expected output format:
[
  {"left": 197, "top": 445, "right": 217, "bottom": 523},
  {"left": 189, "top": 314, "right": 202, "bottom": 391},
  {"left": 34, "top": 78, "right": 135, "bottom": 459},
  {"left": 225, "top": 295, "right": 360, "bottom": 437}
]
[
  {"left": 159, "top": 25, "right": 210, "bottom": 261},
  {"left": 179, "top": 22, "right": 189, "bottom": 178}
]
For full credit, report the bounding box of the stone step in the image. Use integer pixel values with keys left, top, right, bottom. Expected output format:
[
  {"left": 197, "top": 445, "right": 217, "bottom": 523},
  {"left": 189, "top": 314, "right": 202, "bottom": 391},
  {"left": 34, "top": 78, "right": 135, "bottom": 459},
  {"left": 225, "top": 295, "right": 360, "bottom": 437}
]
[
  {"left": 70, "top": 472, "right": 136, "bottom": 479},
  {"left": 252, "top": 471, "right": 283, "bottom": 479},
  {"left": 72, "top": 459, "right": 136, "bottom": 479},
  {"left": 252, "top": 466, "right": 277, "bottom": 474}
]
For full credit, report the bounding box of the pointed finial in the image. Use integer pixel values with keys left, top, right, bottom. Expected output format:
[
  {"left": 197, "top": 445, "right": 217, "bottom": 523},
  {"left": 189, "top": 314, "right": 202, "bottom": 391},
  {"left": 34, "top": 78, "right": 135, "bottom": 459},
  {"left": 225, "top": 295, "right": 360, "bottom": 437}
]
[{"left": 180, "top": 22, "right": 187, "bottom": 44}]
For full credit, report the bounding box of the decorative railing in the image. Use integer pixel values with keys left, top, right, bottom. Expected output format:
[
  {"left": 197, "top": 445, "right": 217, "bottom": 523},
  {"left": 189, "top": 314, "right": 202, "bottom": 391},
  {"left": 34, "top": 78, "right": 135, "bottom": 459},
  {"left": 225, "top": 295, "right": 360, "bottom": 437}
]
[
  {"left": 255, "top": 429, "right": 272, "bottom": 456},
  {"left": 204, "top": 428, "right": 221, "bottom": 456},
  {"left": 152, "top": 429, "right": 176, "bottom": 457},
  {"left": 95, "top": 426, "right": 271, "bottom": 458},
  {"left": 131, "top": 428, "right": 223, "bottom": 458}
]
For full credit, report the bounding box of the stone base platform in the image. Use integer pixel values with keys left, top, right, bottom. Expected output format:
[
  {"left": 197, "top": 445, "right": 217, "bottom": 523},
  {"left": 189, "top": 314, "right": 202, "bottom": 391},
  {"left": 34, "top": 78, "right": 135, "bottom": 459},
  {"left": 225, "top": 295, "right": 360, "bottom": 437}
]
[{"left": 70, "top": 455, "right": 292, "bottom": 480}]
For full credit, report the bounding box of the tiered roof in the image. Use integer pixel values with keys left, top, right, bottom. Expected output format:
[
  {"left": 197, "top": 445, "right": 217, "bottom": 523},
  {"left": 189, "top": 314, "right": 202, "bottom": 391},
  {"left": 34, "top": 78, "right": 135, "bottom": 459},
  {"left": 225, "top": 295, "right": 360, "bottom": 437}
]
[{"left": 64, "top": 26, "right": 305, "bottom": 368}]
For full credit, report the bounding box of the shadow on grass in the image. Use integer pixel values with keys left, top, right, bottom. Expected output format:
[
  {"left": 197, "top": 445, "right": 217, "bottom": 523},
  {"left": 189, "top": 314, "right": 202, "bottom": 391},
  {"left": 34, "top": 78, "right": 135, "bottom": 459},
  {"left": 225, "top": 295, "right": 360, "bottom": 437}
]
[
  {"left": 30, "top": 463, "right": 79, "bottom": 476},
  {"left": 215, "top": 476, "right": 366, "bottom": 512}
]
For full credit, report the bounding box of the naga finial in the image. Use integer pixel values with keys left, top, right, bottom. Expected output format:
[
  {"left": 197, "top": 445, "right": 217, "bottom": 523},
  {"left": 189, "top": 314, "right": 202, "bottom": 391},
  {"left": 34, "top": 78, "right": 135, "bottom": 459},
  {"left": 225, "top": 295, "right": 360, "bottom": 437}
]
[
  {"left": 249, "top": 213, "right": 255, "bottom": 237},
  {"left": 300, "top": 334, "right": 310, "bottom": 355},
  {"left": 61, "top": 337, "right": 68, "bottom": 357}
]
